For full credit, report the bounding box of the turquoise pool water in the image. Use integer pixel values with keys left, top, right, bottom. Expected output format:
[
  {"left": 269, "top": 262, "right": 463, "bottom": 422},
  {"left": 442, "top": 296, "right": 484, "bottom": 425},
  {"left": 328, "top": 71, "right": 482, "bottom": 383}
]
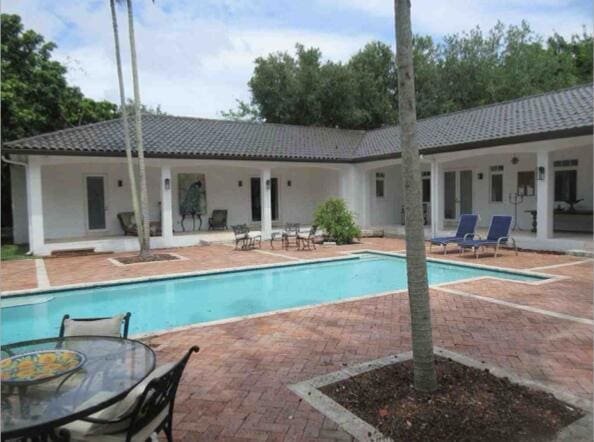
[{"left": 1, "top": 253, "right": 545, "bottom": 344}]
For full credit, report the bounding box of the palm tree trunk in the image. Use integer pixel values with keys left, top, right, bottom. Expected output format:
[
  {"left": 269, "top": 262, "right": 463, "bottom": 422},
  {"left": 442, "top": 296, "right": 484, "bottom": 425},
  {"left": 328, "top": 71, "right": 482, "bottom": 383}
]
[
  {"left": 109, "top": 0, "right": 145, "bottom": 245},
  {"left": 126, "top": 0, "right": 151, "bottom": 257},
  {"left": 394, "top": 0, "right": 437, "bottom": 392}
]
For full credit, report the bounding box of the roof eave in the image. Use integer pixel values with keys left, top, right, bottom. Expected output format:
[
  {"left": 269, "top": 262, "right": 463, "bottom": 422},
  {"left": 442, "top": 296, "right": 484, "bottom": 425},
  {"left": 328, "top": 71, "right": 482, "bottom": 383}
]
[
  {"left": 0, "top": 148, "right": 354, "bottom": 164},
  {"left": 351, "top": 125, "right": 593, "bottom": 162}
]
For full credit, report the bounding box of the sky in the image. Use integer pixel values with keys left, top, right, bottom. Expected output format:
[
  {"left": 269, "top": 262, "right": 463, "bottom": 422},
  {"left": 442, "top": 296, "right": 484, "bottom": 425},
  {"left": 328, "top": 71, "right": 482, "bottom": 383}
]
[{"left": 3, "top": 0, "right": 592, "bottom": 118}]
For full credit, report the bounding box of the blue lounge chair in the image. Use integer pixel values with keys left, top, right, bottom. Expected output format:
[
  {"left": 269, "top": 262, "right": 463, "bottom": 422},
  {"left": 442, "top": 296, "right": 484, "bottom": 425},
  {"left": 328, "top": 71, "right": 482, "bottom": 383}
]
[
  {"left": 458, "top": 215, "right": 517, "bottom": 258},
  {"left": 429, "top": 214, "right": 478, "bottom": 255}
]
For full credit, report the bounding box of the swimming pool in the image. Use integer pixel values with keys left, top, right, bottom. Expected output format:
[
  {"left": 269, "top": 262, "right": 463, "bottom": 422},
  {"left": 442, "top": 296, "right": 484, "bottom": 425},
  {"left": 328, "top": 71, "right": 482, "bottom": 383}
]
[{"left": 1, "top": 252, "right": 547, "bottom": 344}]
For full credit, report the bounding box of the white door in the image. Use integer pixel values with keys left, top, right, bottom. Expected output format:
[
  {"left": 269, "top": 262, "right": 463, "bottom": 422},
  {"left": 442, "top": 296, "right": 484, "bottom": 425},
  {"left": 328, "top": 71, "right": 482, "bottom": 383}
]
[
  {"left": 85, "top": 175, "right": 107, "bottom": 230},
  {"left": 443, "top": 170, "right": 473, "bottom": 221}
]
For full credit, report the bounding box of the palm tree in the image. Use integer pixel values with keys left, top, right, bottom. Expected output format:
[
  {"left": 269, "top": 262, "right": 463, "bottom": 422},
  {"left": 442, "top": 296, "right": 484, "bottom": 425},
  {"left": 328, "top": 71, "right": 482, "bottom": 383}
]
[
  {"left": 125, "top": 0, "right": 151, "bottom": 256},
  {"left": 109, "top": 0, "right": 145, "bottom": 246},
  {"left": 394, "top": 0, "right": 437, "bottom": 392}
]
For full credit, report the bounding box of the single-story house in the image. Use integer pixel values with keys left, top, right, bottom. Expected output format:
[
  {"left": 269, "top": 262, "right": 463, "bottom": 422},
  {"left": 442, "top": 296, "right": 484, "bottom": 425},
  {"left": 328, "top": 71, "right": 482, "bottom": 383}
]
[{"left": 3, "top": 84, "right": 592, "bottom": 256}]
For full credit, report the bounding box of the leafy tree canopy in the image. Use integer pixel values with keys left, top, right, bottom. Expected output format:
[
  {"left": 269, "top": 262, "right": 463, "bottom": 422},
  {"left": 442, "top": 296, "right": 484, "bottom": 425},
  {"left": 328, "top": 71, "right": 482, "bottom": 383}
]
[
  {"left": 1, "top": 14, "right": 119, "bottom": 142},
  {"left": 222, "top": 21, "right": 592, "bottom": 129}
]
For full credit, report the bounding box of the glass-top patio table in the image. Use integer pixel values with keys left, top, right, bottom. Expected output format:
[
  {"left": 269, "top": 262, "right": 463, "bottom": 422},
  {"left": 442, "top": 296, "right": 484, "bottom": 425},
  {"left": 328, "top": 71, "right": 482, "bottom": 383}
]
[{"left": 1, "top": 336, "right": 155, "bottom": 441}]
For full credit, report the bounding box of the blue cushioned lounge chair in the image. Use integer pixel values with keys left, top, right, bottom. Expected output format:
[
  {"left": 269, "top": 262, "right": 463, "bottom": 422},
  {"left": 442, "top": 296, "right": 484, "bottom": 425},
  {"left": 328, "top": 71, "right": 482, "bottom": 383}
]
[
  {"left": 458, "top": 215, "right": 517, "bottom": 258},
  {"left": 429, "top": 214, "right": 478, "bottom": 255}
]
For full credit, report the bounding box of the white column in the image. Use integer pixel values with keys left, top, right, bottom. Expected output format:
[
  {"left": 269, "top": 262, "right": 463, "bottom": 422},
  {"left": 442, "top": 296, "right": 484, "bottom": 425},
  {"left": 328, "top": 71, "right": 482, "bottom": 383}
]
[
  {"left": 536, "top": 150, "right": 554, "bottom": 240},
  {"left": 160, "top": 165, "right": 173, "bottom": 243},
  {"left": 430, "top": 159, "right": 441, "bottom": 236},
  {"left": 359, "top": 168, "right": 369, "bottom": 228},
  {"left": 339, "top": 165, "right": 357, "bottom": 213},
  {"left": 260, "top": 168, "right": 272, "bottom": 240},
  {"left": 26, "top": 156, "right": 45, "bottom": 255}
]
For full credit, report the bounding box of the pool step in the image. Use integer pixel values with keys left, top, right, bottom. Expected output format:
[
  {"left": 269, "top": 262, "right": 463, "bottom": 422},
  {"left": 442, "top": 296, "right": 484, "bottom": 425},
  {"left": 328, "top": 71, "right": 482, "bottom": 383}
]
[
  {"left": 566, "top": 249, "right": 594, "bottom": 258},
  {"left": 1, "top": 295, "right": 54, "bottom": 308}
]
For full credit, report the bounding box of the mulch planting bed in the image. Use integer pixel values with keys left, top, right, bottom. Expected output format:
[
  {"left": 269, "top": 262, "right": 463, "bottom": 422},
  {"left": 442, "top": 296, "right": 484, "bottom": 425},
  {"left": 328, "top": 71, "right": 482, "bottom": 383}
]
[
  {"left": 320, "top": 357, "right": 584, "bottom": 441},
  {"left": 114, "top": 253, "right": 179, "bottom": 265}
]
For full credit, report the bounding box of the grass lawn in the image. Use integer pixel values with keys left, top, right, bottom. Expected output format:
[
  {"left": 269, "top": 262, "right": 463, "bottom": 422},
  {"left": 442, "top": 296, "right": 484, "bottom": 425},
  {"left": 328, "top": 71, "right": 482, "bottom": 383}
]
[{"left": 1, "top": 244, "right": 33, "bottom": 261}]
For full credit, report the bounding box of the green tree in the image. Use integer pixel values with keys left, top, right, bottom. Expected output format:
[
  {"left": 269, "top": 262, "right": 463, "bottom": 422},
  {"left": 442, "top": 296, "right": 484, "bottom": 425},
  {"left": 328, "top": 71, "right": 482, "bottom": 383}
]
[
  {"left": 224, "top": 22, "right": 592, "bottom": 129},
  {"left": 1, "top": 14, "right": 117, "bottom": 229},
  {"left": 348, "top": 41, "right": 398, "bottom": 128},
  {"left": 394, "top": 0, "right": 437, "bottom": 392},
  {"left": 1, "top": 14, "right": 117, "bottom": 141}
]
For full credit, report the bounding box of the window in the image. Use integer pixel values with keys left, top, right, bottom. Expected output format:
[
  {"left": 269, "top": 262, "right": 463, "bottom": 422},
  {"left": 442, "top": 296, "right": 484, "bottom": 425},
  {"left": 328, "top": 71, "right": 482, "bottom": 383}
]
[
  {"left": 250, "top": 177, "right": 279, "bottom": 221},
  {"left": 490, "top": 165, "right": 504, "bottom": 202},
  {"left": 554, "top": 170, "right": 577, "bottom": 202},
  {"left": 375, "top": 172, "right": 385, "bottom": 198},
  {"left": 554, "top": 159, "right": 578, "bottom": 167},
  {"left": 420, "top": 171, "right": 430, "bottom": 203},
  {"left": 517, "top": 171, "right": 535, "bottom": 196},
  {"left": 422, "top": 178, "right": 431, "bottom": 202}
]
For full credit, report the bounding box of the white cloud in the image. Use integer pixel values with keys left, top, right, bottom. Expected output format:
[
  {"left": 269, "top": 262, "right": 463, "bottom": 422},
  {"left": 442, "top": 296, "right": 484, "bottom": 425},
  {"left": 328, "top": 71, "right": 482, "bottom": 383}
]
[
  {"left": 3, "top": 0, "right": 589, "bottom": 119},
  {"left": 2, "top": 0, "right": 373, "bottom": 118},
  {"left": 320, "top": 0, "right": 591, "bottom": 37}
]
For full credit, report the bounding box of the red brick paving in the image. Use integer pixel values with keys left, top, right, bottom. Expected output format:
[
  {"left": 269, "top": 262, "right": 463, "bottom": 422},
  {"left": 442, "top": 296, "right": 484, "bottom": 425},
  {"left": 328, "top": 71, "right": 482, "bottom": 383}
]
[
  {"left": 1, "top": 239, "right": 592, "bottom": 440},
  {"left": 152, "top": 288, "right": 592, "bottom": 441},
  {"left": 446, "top": 261, "right": 594, "bottom": 319},
  {"left": 0, "top": 259, "right": 38, "bottom": 292},
  {"left": 43, "top": 244, "right": 290, "bottom": 287}
]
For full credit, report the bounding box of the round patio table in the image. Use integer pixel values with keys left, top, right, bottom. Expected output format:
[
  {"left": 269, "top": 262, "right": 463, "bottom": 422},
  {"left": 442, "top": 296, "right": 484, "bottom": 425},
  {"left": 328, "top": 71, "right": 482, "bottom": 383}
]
[{"left": 1, "top": 336, "right": 155, "bottom": 441}]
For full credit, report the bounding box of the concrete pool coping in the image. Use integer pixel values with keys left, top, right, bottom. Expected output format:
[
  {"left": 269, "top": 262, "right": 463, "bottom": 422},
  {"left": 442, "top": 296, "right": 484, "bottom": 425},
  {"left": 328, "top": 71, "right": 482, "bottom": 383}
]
[
  {"left": 1, "top": 248, "right": 566, "bottom": 299},
  {"left": 288, "top": 347, "right": 593, "bottom": 442}
]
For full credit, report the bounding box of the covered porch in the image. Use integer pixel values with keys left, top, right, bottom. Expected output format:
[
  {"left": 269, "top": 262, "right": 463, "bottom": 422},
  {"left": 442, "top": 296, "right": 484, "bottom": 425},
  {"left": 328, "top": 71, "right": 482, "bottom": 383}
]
[
  {"left": 11, "top": 156, "right": 346, "bottom": 256},
  {"left": 360, "top": 133, "right": 593, "bottom": 253}
]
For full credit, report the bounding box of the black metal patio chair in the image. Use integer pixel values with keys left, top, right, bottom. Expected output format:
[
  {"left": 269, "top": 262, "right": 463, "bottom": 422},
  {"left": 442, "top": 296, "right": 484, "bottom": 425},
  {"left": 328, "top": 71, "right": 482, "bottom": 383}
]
[
  {"left": 62, "top": 346, "right": 200, "bottom": 442},
  {"left": 231, "top": 224, "right": 261, "bottom": 250},
  {"left": 297, "top": 225, "right": 318, "bottom": 250},
  {"left": 208, "top": 210, "right": 228, "bottom": 230},
  {"left": 59, "top": 313, "right": 132, "bottom": 338}
]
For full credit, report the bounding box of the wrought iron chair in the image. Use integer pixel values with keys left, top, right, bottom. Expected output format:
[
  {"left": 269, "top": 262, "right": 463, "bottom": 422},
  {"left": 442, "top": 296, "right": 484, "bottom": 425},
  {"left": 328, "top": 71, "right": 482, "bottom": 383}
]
[
  {"left": 63, "top": 346, "right": 200, "bottom": 442},
  {"left": 59, "top": 313, "right": 132, "bottom": 338},
  {"left": 297, "top": 225, "right": 318, "bottom": 250},
  {"left": 208, "top": 210, "right": 228, "bottom": 230},
  {"left": 231, "top": 224, "right": 261, "bottom": 250}
]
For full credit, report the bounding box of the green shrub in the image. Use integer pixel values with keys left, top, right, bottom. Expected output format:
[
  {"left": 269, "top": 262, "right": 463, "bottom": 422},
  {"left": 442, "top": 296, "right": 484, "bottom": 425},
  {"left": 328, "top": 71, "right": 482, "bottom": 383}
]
[{"left": 313, "top": 198, "right": 361, "bottom": 245}]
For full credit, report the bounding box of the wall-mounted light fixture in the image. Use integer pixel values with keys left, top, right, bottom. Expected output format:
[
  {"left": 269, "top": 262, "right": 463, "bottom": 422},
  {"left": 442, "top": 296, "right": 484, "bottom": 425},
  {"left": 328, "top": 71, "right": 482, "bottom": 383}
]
[
  {"left": 117, "top": 179, "right": 123, "bottom": 187},
  {"left": 266, "top": 179, "right": 271, "bottom": 190},
  {"left": 287, "top": 180, "right": 292, "bottom": 187},
  {"left": 537, "top": 166, "right": 545, "bottom": 181},
  {"left": 477, "top": 172, "right": 483, "bottom": 180},
  {"left": 238, "top": 180, "right": 243, "bottom": 187},
  {"left": 164, "top": 178, "right": 170, "bottom": 190},
  {"left": 511, "top": 156, "right": 519, "bottom": 165}
]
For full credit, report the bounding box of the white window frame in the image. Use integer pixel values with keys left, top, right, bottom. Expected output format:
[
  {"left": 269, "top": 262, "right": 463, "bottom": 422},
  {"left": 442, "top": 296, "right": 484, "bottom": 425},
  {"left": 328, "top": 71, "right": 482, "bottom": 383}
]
[
  {"left": 83, "top": 173, "right": 109, "bottom": 232},
  {"left": 375, "top": 172, "right": 385, "bottom": 199},
  {"left": 489, "top": 165, "right": 504, "bottom": 203}
]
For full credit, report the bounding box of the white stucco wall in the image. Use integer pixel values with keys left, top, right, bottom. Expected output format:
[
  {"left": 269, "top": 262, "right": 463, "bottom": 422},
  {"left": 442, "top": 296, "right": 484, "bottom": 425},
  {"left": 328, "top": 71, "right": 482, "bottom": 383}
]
[
  {"left": 10, "top": 164, "right": 28, "bottom": 244},
  {"left": 438, "top": 145, "right": 593, "bottom": 230},
  {"left": 170, "top": 165, "right": 340, "bottom": 230},
  {"left": 10, "top": 139, "right": 592, "bottom": 246},
  {"left": 368, "top": 164, "right": 402, "bottom": 227},
  {"left": 39, "top": 162, "right": 161, "bottom": 240},
  {"left": 30, "top": 160, "right": 340, "bottom": 240}
]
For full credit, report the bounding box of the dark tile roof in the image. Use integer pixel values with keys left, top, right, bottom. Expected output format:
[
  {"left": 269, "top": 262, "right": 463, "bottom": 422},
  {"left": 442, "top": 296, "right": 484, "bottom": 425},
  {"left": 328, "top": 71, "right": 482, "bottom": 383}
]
[
  {"left": 356, "top": 84, "right": 593, "bottom": 160},
  {"left": 4, "top": 85, "right": 592, "bottom": 162}
]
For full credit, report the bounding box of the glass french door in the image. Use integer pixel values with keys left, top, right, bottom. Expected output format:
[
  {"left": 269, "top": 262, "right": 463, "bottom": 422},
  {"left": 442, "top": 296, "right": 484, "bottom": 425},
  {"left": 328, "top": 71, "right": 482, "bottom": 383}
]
[
  {"left": 250, "top": 177, "right": 279, "bottom": 221},
  {"left": 85, "top": 175, "right": 107, "bottom": 230},
  {"left": 443, "top": 170, "right": 473, "bottom": 220}
]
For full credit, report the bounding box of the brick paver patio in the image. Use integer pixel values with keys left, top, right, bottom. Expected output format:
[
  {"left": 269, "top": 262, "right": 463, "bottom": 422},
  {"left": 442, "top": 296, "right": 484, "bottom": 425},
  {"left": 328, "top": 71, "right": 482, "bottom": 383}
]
[{"left": 1, "top": 238, "right": 592, "bottom": 440}]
